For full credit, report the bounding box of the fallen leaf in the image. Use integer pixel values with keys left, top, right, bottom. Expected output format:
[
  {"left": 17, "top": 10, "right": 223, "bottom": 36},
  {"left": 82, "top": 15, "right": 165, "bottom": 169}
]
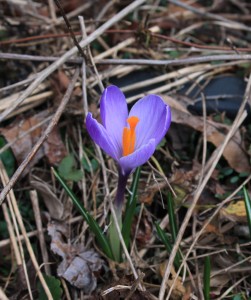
[
  {"left": 220, "top": 200, "right": 247, "bottom": 223},
  {"left": 48, "top": 221, "right": 104, "bottom": 294},
  {"left": 0, "top": 111, "right": 67, "bottom": 175}
]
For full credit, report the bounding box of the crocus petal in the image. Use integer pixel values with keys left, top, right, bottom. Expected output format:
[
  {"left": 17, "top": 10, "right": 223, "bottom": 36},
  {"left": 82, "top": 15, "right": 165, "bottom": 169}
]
[
  {"left": 100, "top": 86, "right": 128, "bottom": 155},
  {"left": 119, "top": 139, "right": 156, "bottom": 175},
  {"left": 86, "top": 113, "right": 119, "bottom": 160},
  {"left": 129, "top": 95, "right": 171, "bottom": 148}
]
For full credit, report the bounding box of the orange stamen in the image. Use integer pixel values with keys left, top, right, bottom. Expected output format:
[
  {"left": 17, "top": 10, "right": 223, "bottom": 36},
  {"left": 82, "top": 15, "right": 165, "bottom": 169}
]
[{"left": 122, "top": 116, "right": 139, "bottom": 156}]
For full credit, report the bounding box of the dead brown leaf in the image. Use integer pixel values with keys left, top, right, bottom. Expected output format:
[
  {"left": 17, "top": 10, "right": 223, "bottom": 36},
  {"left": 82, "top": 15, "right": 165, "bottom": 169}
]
[
  {"left": 48, "top": 221, "right": 104, "bottom": 294},
  {"left": 43, "top": 127, "right": 68, "bottom": 165}
]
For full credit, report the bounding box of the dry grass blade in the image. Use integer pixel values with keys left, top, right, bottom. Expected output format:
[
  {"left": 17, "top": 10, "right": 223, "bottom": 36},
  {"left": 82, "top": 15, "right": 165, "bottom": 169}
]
[
  {"left": 30, "top": 190, "right": 51, "bottom": 275},
  {"left": 0, "top": 160, "right": 53, "bottom": 299},
  {"left": 2, "top": 53, "right": 251, "bottom": 66}
]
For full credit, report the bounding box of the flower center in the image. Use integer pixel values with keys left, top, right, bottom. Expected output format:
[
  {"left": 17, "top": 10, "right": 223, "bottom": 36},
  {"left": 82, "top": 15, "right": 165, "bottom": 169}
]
[{"left": 122, "top": 116, "right": 140, "bottom": 156}]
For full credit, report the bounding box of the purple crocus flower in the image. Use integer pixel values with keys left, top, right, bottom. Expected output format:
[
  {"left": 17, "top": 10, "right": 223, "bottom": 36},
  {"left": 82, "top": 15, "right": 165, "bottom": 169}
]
[
  {"left": 86, "top": 85, "right": 171, "bottom": 177},
  {"left": 86, "top": 85, "right": 171, "bottom": 260}
]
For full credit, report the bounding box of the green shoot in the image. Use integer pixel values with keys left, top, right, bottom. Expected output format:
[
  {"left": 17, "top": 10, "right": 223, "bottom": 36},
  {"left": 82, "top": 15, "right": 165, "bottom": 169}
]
[{"left": 243, "top": 186, "right": 251, "bottom": 239}]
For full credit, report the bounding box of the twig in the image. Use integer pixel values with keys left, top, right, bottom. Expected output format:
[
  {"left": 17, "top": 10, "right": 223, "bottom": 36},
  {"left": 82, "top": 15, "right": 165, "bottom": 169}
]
[
  {"left": 0, "top": 68, "right": 80, "bottom": 204},
  {"left": 54, "top": 0, "right": 88, "bottom": 61},
  {"left": 0, "top": 0, "right": 147, "bottom": 122},
  {"left": 1, "top": 52, "right": 251, "bottom": 65},
  {"left": 47, "top": 0, "right": 57, "bottom": 21},
  {"left": 79, "top": 16, "right": 104, "bottom": 92}
]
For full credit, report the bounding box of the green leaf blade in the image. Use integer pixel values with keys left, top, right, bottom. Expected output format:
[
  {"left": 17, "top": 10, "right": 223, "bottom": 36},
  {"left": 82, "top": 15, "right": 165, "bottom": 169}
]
[
  {"left": 122, "top": 167, "right": 141, "bottom": 249},
  {"left": 53, "top": 168, "right": 114, "bottom": 260}
]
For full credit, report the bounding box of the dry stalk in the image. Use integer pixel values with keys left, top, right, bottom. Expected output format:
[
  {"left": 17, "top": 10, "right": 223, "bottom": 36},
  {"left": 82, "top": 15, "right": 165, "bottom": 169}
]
[
  {"left": 197, "top": 93, "right": 207, "bottom": 187},
  {"left": 0, "top": 90, "right": 52, "bottom": 118},
  {"left": 47, "top": 0, "right": 56, "bottom": 21},
  {"left": 1, "top": 53, "right": 251, "bottom": 66},
  {"left": 2, "top": 201, "right": 21, "bottom": 261},
  {"left": 78, "top": 125, "right": 87, "bottom": 209},
  {"left": 30, "top": 190, "right": 51, "bottom": 275},
  {"left": 60, "top": 278, "right": 71, "bottom": 300},
  {"left": 79, "top": 16, "right": 104, "bottom": 92},
  {"left": 0, "top": 288, "right": 9, "bottom": 300},
  {"left": 0, "top": 73, "right": 39, "bottom": 93},
  {"left": 2, "top": 202, "right": 22, "bottom": 280}
]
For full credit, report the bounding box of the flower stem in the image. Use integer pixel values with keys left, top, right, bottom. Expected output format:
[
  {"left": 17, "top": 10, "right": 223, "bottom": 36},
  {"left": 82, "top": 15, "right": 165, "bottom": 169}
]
[
  {"left": 109, "top": 170, "right": 129, "bottom": 261},
  {"left": 114, "top": 170, "right": 129, "bottom": 215}
]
